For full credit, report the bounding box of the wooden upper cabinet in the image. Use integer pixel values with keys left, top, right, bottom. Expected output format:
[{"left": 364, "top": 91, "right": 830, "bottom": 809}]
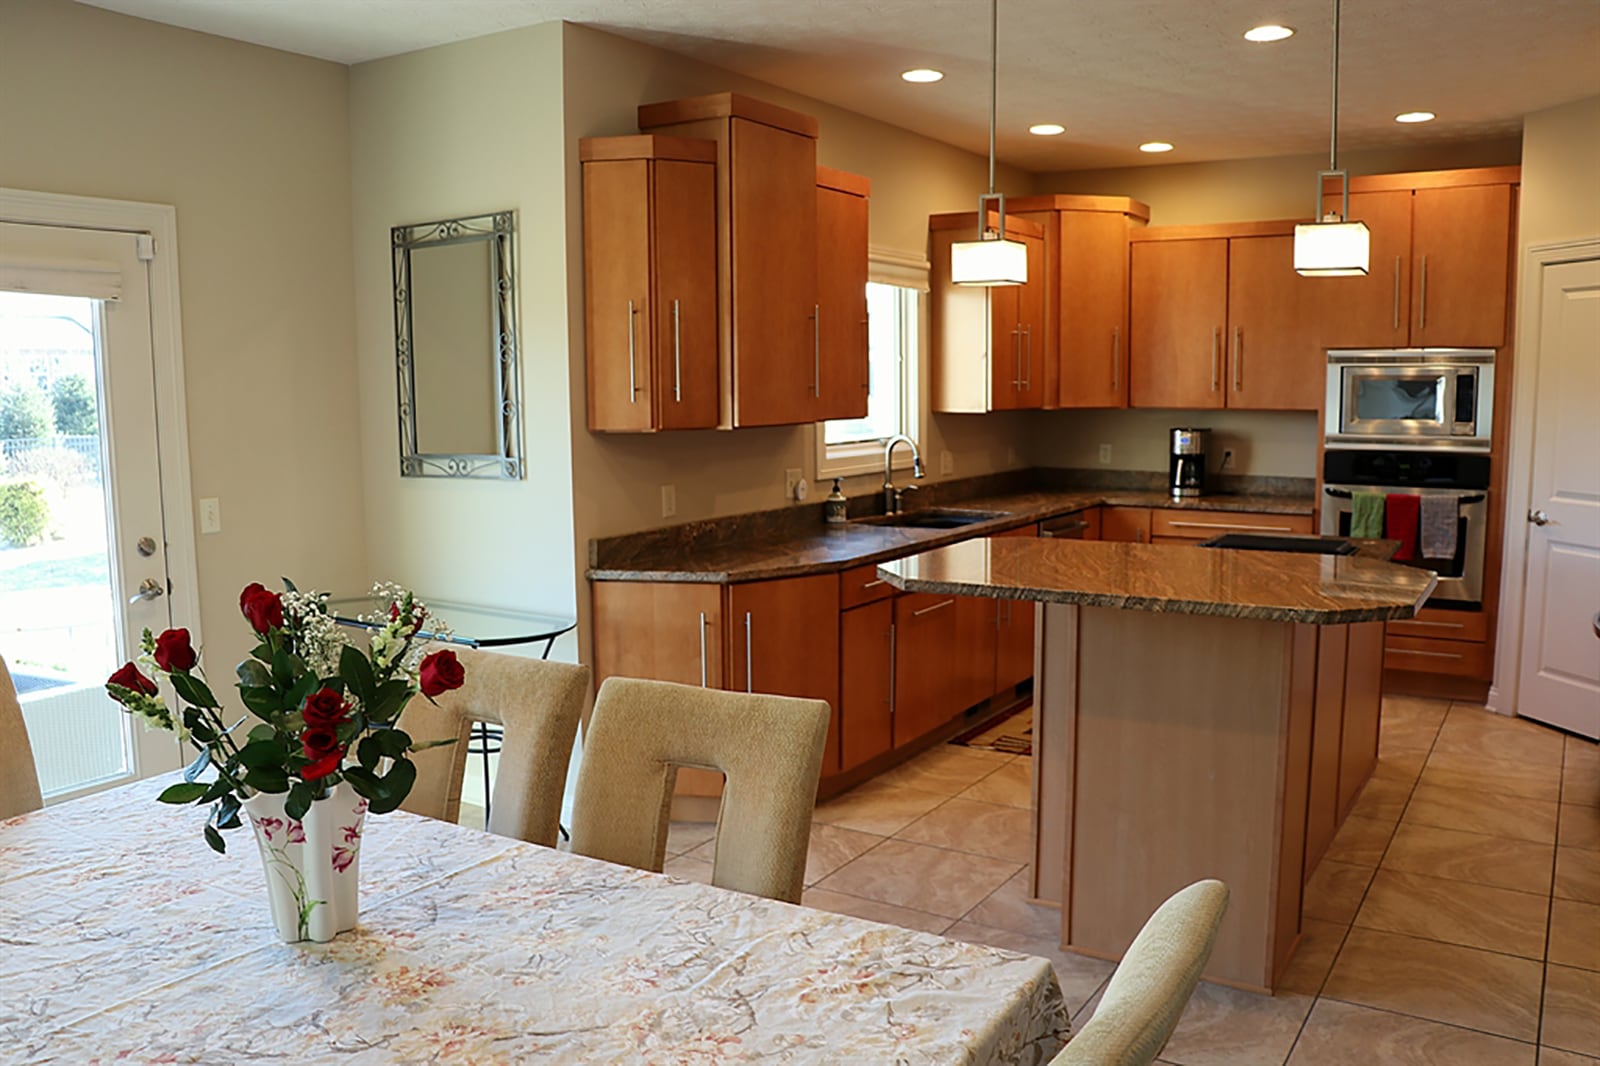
[
  {"left": 929, "top": 210, "right": 1047, "bottom": 412},
  {"left": 1411, "top": 183, "right": 1513, "bottom": 348},
  {"left": 1315, "top": 188, "right": 1414, "bottom": 349},
  {"left": 816, "top": 167, "right": 871, "bottom": 422},
  {"left": 581, "top": 136, "right": 719, "bottom": 432},
  {"left": 639, "top": 93, "right": 821, "bottom": 428},
  {"left": 1226, "top": 235, "right": 1325, "bottom": 411},
  {"left": 1129, "top": 237, "right": 1228, "bottom": 409}
]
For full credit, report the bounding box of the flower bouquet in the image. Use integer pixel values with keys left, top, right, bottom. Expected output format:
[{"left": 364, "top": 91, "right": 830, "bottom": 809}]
[{"left": 106, "top": 579, "right": 464, "bottom": 941}]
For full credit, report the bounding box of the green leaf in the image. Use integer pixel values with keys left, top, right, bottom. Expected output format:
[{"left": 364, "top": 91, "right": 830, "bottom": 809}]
[
  {"left": 183, "top": 747, "right": 211, "bottom": 782},
  {"left": 356, "top": 735, "right": 382, "bottom": 771},
  {"left": 286, "top": 671, "right": 323, "bottom": 712},
  {"left": 342, "top": 765, "right": 380, "bottom": 798},
  {"left": 243, "top": 766, "right": 289, "bottom": 793},
  {"left": 281, "top": 576, "right": 299, "bottom": 593},
  {"left": 216, "top": 793, "right": 242, "bottom": 830},
  {"left": 235, "top": 738, "right": 289, "bottom": 769},
  {"left": 284, "top": 782, "right": 314, "bottom": 821},
  {"left": 408, "top": 737, "right": 458, "bottom": 752},
  {"left": 201, "top": 777, "right": 233, "bottom": 803},
  {"left": 238, "top": 686, "right": 284, "bottom": 717},
  {"left": 247, "top": 723, "right": 278, "bottom": 743},
  {"left": 203, "top": 824, "right": 226, "bottom": 854},
  {"left": 157, "top": 781, "right": 208, "bottom": 804},
  {"left": 169, "top": 672, "right": 220, "bottom": 710},
  {"left": 373, "top": 728, "right": 412, "bottom": 759},
  {"left": 339, "top": 644, "right": 377, "bottom": 708},
  {"left": 367, "top": 678, "right": 415, "bottom": 723},
  {"left": 365, "top": 758, "right": 417, "bottom": 815},
  {"left": 236, "top": 659, "right": 272, "bottom": 689}
]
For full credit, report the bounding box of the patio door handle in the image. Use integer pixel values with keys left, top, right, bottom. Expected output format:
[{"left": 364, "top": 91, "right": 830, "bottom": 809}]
[{"left": 129, "top": 577, "right": 164, "bottom": 604}]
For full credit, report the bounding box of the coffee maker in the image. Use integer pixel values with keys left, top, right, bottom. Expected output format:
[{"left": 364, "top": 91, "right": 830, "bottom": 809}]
[{"left": 1169, "top": 427, "right": 1209, "bottom": 499}]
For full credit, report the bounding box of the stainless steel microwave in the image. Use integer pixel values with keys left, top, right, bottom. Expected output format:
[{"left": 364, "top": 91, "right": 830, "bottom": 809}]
[{"left": 1324, "top": 349, "right": 1494, "bottom": 451}]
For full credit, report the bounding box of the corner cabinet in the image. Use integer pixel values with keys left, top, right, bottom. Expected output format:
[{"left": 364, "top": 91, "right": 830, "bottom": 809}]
[
  {"left": 929, "top": 210, "right": 1047, "bottom": 412},
  {"left": 581, "top": 135, "right": 720, "bottom": 432},
  {"left": 816, "top": 166, "right": 872, "bottom": 421},
  {"left": 639, "top": 92, "right": 823, "bottom": 428}
]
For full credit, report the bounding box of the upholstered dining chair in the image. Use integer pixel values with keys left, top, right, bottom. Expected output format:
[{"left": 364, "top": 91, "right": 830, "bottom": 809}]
[
  {"left": 0, "top": 654, "right": 45, "bottom": 820},
  {"left": 398, "top": 648, "right": 589, "bottom": 847},
  {"left": 1052, "top": 879, "right": 1230, "bottom": 1066},
  {"left": 569, "top": 676, "right": 830, "bottom": 905}
]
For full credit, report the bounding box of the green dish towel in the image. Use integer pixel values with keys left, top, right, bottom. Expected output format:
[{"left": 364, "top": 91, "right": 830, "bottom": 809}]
[{"left": 1351, "top": 491, "right": 1385, "bottom": 538}]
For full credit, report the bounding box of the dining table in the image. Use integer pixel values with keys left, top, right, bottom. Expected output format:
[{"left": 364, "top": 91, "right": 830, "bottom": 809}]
[{"left": 0, "top": 775, "right": 1072, "bottom": 1064}]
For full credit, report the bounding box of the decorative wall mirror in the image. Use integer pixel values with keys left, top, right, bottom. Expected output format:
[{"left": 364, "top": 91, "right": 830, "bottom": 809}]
[{"left": 392, "top": 211, "right": 523, "bottom": 479}]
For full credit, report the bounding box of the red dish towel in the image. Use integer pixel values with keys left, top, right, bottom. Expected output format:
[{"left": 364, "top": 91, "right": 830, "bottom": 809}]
[{"left": 1386, "top": 493, "right": 1420, "bottom": 561}]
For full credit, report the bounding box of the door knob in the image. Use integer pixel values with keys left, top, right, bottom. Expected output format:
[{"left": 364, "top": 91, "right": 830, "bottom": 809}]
[
  {"left": 1529, "top": 509, "right": 1550, "bottom": 526},
  {"left": 129, "top": 577, "right": 165, "bottom": 604}
]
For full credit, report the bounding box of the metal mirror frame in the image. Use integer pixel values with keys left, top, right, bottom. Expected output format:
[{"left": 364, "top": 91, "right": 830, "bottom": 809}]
[{"left": 392, "top": 210, "right": 524, "bottom": 479}]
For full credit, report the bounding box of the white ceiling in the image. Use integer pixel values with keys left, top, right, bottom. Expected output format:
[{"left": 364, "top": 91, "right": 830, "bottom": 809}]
[{"left": 79, "top": 0, "right": 1600, "bottom": 171}]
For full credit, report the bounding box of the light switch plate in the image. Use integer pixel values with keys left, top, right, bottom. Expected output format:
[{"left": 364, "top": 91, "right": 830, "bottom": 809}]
[
  {"left": 199, "top": 497, "right": 221, "bottom": 534},
  {"left": 660, "top": 484, "right": 676, "bottom": 518},
  {"left": 784, "top": 468, "right": 803, "bottom": 500},
  {"left": 1098, "top": 443, "right": 1113, "bottom": 465}
]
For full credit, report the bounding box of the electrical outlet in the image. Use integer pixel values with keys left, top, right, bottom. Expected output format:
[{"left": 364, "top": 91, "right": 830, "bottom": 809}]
[
  {"left": 784, "top": 468, "right": 803, "bottom": 500},
  {"left": 1097, "top": 443, "right": 1113, "bottom": 465},
  {"left": 199, "top": 497, "right": 221, "bottom": 534},
  {"left": 1221, "top": 449, "right": 1235, "bottom": 470},
  {"left": 940, "top": 450, "right": 954, "bottom": 476},
  {"left": 660, "top": 484, "right": 676, "bottom": 518}
]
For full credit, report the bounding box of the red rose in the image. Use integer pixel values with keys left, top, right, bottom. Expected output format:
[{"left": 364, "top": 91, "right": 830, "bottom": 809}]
[
  {"left": 108, "top": 661, "right": 158, "bottom": 697},
  {"left": 419, "top": 649, "right": 465, "bottom": 698},
  {"left": 300, "top": 725, "right": 345, "bottom": 781},
  {"left": 239, "top": 582, "right": 284, "bottom": 634},
  {"left": 152, "top": 628, "right": 198, "bottom": 673},
  {"left": 301, "top": 687, "right": 350, "bottom": 727}
]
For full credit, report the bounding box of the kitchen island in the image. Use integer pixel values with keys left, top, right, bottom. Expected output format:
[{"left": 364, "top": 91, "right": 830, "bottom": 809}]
[{"left": 878, "top": 537, "right": 1434, "bottom": 993}]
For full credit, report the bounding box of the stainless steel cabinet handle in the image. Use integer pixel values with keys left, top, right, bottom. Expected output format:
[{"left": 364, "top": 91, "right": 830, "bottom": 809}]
[
  {"left": 1530, "top": 509, "right": 1550, "bottom": 526},
  {"left": 672, "top": 298, "right": 682, "bottom": 403},
  {"left": 1232, "top": 327, "right": 1242, "bottom": 392},
  {"left": 912, "top": 598, "right": 955, "bottom": 618},
  {"left": 1418, "top": 255, "right": 1428, "bottom": 331},
  {"left": 1388, "top": 647, "right": 1464, "bottom": 661},
  {"left": 1167, "top": 520, "right": 1296, "bottom": 533},
  {"left": 128, "top": 577, "right": 164, "bottom": 605},
  {"left": 697, "top": 611, "right": 708, "bottom": 687},
  {"left": 1023, "top": 325, "right": 1033, "bottom": 391},
  {"left": 1399, "top": 619, "right": 1465, "bottom": 630},
  {"left": 626, "top": 299, "right": 638, "bottom": 403},
  {"left": 862, "top": 579, "right": 886, "bottom": 590},
  {"left": 812, "top": 304, "right": 821, "bottom": 398},
  {"left": 888, "top": 622, "right": 897, "bottom": 715},
  {"left": 1210, "top": 327, "right": 1220, "bottom": 392},
  {"left": 1136, "top": 529, "right": 1146, "bottom": 543},
  {"left": 1013, "top": 327, "right": 1023, "bottom": 389},
  {"left": 1392, "top": 256, "right": 1401, "bottom": 332},
  {"left": 744, "top": 611, "right": 753, "bottom": 693},
  {"left": 1111, "top": 326, "right": 1120, "bottom": 392}
]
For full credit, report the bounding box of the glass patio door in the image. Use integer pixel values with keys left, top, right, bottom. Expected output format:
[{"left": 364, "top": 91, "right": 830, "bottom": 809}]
[{"left": 0, "top": 221, "right": 180, "bottom": 799}]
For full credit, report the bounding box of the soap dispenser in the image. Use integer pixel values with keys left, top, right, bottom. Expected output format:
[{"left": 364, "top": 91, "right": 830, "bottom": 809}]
[{"left": 824, "top": 479, "right": 848, "bottom": 524}]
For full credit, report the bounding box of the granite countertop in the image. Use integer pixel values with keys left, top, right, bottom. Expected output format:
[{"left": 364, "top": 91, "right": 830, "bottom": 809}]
[
  {"left": 877, "top": 537, "right": 1434, "bottom": 625},
  {"left": 587, "top": 486, "right": 1316, "bottom": 584}
]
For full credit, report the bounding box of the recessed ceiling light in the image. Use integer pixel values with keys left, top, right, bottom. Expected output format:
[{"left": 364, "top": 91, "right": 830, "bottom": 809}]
[
  {"left": 1139, "top": 141, "right": 1174, "bottom": 153},
  {"left": 1244, "top": 24, "right": 1295, "bottom": 42},
  {"left": 1029, "top": 123, "right": 1065, "bottom": 136},
  {"left": 1395, "top": 111, "right": 1436, "bottom": 124},
  {"left": 901, "top": 68, "right": 944, "bottom": 83}
]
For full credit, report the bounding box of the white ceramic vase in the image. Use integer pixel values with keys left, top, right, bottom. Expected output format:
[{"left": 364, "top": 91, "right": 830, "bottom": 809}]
[{"left": 242, "top": 782, "right": 367, "bottom": 943}]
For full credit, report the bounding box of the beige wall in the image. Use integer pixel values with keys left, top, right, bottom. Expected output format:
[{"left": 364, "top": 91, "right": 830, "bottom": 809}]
[
  {"left": 1024, "top": 409, "right": 1319, "bottom": 477},
  {"left": 349, "top": 23, "right": 579, "bottom": 657},
  {"left": 1518, "top": 95, "right": 1600, "bottom": 248},
  {"left": 0, "top": 0, "right": 362, "bottom": 672}
]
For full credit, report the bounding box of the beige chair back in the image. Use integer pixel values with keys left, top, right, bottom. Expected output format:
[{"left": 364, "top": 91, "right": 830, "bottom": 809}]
[
  {"left": 399, "top": 648, "right": 589, "bottom": 847},
  {"left": 0, "top": 654, "right": 45, "bottom": 820},
  {"left": 1053, "top": 879, "right": 1230, "bottom": 1066},
  {"left": 570, "top": 677, "right": 829, "bottom": 904}
]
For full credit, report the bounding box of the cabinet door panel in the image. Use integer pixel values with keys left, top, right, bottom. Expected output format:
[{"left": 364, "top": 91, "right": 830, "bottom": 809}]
[
  {"left": 1226, "top": 235, "right": 1325, "bottom": 411},
  {"left": 988, "top": 283, "right": 1024, "bottom": 409},
  {"left": 727, "top": 575, "right": 839, "bottom": 711},
  {"left": 1316, "top": 189, "right": 1413, "bottom": 349},
  {"left": 840, "top": 600, "right": 894, "bottom": 772},
  {"left": 730, "top": 118, "right": 818, "bottom": 426},
  {"left": 1100, "top": 507, "right": 1152, "bottom": 544},
  {"left": 1016, "top": 233, "right": 1048, "bottom": 408},
  {"left": 1059, "top": 211, "right": 1131, "bottom": 408},
  {"left": 893, "top": 592, "right": 967, "bottom": 744},
  {"left": 1411, "top": 184, "right": 1512, "bottom": 348},
  {"left": 817, "top": 184, "right": 870, "bottom": 421},
  {"left": 583, "top": 160, "right": 654, "bottom": 432},
  {"left": 652, "top": 160, "right": 719, "bottom": 429},
  {"left": 1130, "top": 239, "right": 1228, "bottom": 409},
  {"left": 592, "top": 582, "right": 721, "bottom": 688}
]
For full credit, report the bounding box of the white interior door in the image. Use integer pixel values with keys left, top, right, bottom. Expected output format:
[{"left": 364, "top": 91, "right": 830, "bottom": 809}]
[
  {"left": 1516, "top": 256, "right": 1600, "bottom": 739},
  {"left": 0, "top": 221, "right": 181, "bottom": 796}
]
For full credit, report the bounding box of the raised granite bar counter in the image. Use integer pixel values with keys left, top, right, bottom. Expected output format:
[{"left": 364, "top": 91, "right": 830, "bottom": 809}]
[
  {"left": 877, "top": 535, "right": 1431, "bottom": 994},
  {"left": 876, "top": 537, "right": 1431, "bottom": 625}
]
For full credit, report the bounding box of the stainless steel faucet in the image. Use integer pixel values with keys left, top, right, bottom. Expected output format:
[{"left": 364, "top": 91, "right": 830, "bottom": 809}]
[{"left": 882, "top": 434, "right": 926, "bottom": 514}]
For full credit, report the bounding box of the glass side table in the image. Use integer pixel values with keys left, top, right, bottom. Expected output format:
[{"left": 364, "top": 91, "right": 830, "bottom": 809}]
[{"left": 328, "top": 596, "right": 576, "bottom": 826}]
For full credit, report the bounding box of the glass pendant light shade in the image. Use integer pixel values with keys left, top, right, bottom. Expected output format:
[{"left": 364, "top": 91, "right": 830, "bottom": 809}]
[
  {"left": 952, "top": 236, "right": 1028, "bottom": 286},
  {"left": 1294, "top": 218, "right": 1370, "bottom": 276}
]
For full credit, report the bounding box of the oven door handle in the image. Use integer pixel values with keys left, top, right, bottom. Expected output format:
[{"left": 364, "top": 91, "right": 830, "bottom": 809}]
[{"left": 1323, "top": 487, "right": 1485, "bottom": 505}]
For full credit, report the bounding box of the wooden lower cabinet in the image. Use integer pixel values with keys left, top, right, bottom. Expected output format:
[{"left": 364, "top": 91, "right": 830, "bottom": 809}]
[
  {"left": 893, "top": 592, "right": 995, "bottom": 745},
  {"left": 592, "top": 581, "right": 722, "bottom": 688},
  {"left": 727, "top": 576, "right": 841, "bottom": 775},
  {"left": 840, "top": 599, "right": 894, "bottom": 772},
  {"left": 1101, "top": 506, "right": 1152, "bottom": 543},
  {"left": 1151, "top": 510, "right": 1315, "bottom": 540}
]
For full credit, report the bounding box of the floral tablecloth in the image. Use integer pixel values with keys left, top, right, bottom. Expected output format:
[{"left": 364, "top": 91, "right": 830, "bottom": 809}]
[{"left": 0, "top": 776, "right": 1070, "bottom": 1064}]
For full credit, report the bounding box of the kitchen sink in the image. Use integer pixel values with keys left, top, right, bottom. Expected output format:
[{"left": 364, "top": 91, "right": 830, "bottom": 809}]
[
  {"left": 1197, "top": 533, "right": 1359, "bottom": 555},
  {"left": 862, "top": 508, "right": 1009, "bottom": 529}
]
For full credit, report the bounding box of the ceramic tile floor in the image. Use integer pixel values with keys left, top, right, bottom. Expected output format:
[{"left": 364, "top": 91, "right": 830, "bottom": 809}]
[{"left": 662, "top": 698, "right": 1599, "bottom": 1065}]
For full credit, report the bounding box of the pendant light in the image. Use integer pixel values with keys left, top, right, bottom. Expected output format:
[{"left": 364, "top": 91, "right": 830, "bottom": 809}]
[
  {"left": 1294, "top": 0, "right": 1370, "bottom": 276},
  {"left": 951, "top": 0, "right": 1027, "bottom": 286}
]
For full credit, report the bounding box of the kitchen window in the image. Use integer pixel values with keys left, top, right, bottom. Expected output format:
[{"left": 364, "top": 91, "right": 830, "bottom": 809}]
[{"left": 817, "top": 253, "right": 927, "bottom": 479}]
